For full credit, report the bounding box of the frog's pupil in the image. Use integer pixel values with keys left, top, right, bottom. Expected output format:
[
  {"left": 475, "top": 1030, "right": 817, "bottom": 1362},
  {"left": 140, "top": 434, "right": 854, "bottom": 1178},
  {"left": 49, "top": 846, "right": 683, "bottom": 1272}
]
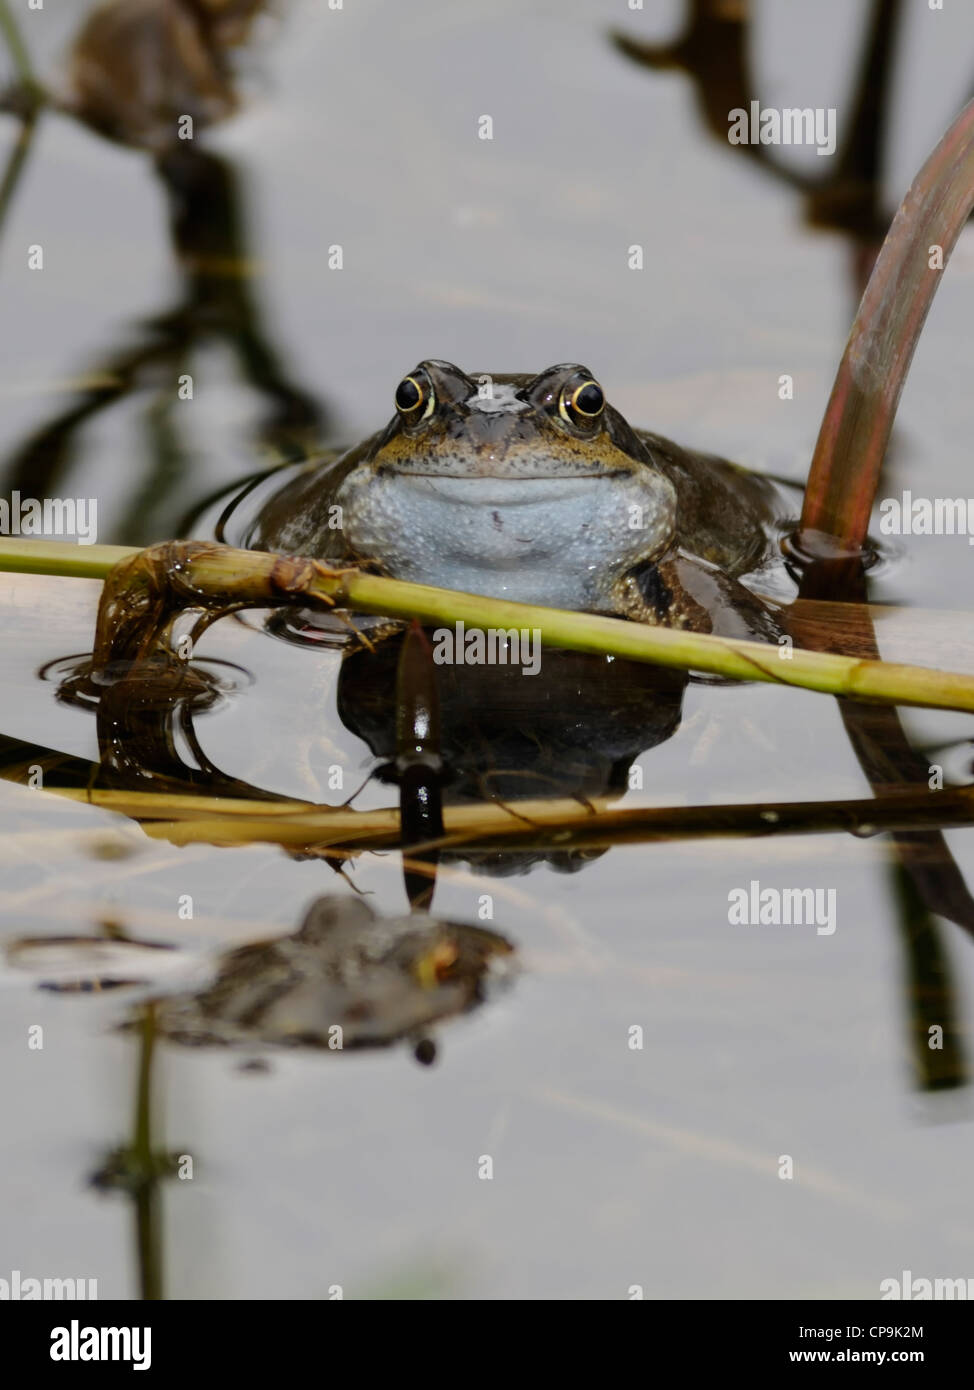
[
  {"left": 396, "top": 378, "right": 422, "bottom": 411},
  {"left": 574, "top": 383, "right": 604, "bottom": 415}
]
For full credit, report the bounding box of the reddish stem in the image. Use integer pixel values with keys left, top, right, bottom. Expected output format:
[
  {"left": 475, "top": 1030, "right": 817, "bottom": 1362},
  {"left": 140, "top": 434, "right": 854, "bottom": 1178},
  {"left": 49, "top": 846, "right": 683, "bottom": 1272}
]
[{"left": 799, "top": 97, "right": 974, "bottom": 548}]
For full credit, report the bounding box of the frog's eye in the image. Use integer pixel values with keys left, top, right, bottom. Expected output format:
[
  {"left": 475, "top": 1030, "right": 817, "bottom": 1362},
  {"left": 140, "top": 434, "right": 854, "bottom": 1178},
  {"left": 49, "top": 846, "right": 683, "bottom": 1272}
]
[
  {"left": 395, "top": 374, "right": 435, "bottom": 419},
  {"left": 559, "top": 379, "right": 605, "bottom": 424}
]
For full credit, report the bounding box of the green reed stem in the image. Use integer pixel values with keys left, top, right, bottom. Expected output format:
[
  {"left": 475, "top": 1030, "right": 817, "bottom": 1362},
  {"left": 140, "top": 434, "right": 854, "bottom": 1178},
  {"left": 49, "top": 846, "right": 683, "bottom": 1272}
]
[{"left": 3, "top": 537, "right": 974, "bottom": 713}]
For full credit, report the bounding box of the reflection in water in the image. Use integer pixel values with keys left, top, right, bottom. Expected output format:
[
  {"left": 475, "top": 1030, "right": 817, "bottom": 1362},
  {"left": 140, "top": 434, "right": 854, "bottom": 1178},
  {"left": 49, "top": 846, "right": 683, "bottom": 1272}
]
[
  {"left": 4, "top": 894, "right": 518, "bottom": 1063},
  {"left": 614, "top": 0, "right": 974, "bottom": 1094},
  {"left": 613, "top": 0, "right": 904, "bottom": 296},
  {"left": 338, "top": 628, "right": 686, "bottom": 877},
  {"left": 90, "top": 1005, "right": 176, "bottom": 1302},
  {"left": 142, "top": 893, "right": 516, "bottom": 1063},
  {"left": 39, "top": 596, "right": 687, "bottom": 880},
  {"left": 395, "top": 623, "right": 445, "bottom": 910},
  {"left": 13, "top": 894, "right": 516, "bottom": 1299},
  {"left": 64, "top": 0, "right": 268, "bottom": 153},
  {"left": 0, "top": 497, "right": 963, "bottom": 1100},
  {"left": 891, "top": 863, "right": 967, "bottom": 1092},
  {"left": 791, "top": 559, "right": 971, "bottom": 1091},
  {"left": 47, "top": 563, "right": 973, "bottom": 1097},
  {"left": 4, "top": 0, "right": 974, "bottom": 1303},
  {"left": 33, "top": 530, "right": 688, "bottom": 879},
  {"left": 0, "top": 0, "right": 326, "bottom": 543},
  {"left": 48, "top": 648, "right": 283, "bottom": 797},
  {"left": 7, "top": 928, "right": 177, "bottom": 993}
]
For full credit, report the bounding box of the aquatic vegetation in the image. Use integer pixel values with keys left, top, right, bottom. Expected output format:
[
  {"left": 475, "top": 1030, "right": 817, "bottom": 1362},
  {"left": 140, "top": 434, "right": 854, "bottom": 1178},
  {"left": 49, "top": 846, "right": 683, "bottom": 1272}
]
[
  {"left": 799, "top": 98, "right": 974, "bottom": 552},
  {"left": 5, "top": 535, "right": 974, "bottom": 715},
  {"left": 4, "top": 0, "right": 974, "bottom": 1311}
]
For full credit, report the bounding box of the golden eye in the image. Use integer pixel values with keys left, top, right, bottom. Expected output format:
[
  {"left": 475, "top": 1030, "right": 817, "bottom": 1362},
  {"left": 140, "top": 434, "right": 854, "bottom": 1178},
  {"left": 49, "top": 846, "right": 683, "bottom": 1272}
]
[
  {"left": 395, "top": 376, "right": 422, "bottom": 411},
  {"left": 559, "top": 380, "right": 605, "bottom": 423},
  {"left": 395, "top": 374, "right": 435, "bottom": 418}
]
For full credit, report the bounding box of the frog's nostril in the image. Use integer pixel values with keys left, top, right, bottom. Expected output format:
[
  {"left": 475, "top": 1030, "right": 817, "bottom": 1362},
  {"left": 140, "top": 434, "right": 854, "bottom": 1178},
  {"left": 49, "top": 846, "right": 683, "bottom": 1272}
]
[{"left": 467, "top": 414, "right": 513, "bottom": 446}]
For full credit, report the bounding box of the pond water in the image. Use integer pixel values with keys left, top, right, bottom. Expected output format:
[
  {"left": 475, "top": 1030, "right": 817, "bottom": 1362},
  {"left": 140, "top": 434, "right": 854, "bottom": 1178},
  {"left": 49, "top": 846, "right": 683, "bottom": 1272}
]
[{"left": 2, "top": 0, "right": 974, "bottom": 1300}]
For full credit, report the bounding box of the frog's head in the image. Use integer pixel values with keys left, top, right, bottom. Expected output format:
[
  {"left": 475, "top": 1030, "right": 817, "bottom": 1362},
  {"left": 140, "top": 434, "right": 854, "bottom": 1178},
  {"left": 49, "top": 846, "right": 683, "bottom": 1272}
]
[
  {"left": 365, "top": 360, "right": 649, "bottom": 480},
  {"left": 336, "top": 361, "right": 677, "bottom": 610}
]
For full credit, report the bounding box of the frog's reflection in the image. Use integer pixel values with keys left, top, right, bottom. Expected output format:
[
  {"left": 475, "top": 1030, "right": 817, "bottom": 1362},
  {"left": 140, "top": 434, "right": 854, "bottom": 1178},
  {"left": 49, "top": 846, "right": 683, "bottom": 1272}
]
[
  {"left": 75, "top": 887, "right": 513, "bottom": 1298},
  {"left": 47, "top": 613, "right": 689, "bottom": 879},
  {"left": 7, "top": 895, "right": 516, "bottom": 1067},
  {"left": 335, "top": 629, "right": 687, "bottom": 876},
  {"left": 145, "top": 894, "right": 515, "bottom": 1066}
]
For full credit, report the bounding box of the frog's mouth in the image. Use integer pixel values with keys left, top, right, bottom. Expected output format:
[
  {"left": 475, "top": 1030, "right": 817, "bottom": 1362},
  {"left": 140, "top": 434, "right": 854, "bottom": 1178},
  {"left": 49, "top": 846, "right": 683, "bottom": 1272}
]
[{"left": 391, "top": 474, "right": 624, "bottom": 506}]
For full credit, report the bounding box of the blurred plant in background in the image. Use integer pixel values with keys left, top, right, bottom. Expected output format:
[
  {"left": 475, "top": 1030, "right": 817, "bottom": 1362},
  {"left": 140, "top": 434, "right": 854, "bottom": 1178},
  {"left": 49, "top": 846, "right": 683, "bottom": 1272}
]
[{"left": 0, "top": 0, "right": 327, "bottom": 544}]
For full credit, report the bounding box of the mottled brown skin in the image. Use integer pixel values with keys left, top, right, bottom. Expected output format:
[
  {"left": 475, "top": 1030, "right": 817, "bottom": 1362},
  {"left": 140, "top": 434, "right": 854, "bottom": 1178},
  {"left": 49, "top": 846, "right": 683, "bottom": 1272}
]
[{"left": 237, "top": 361, "right": 788, "bottom": 636}]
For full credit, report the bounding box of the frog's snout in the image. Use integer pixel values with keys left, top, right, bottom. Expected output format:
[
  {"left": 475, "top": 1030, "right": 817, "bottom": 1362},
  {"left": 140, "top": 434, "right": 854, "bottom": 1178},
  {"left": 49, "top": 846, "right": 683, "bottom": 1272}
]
[{"left": 461, "top": 410, "right": 522, "bottom": 453}]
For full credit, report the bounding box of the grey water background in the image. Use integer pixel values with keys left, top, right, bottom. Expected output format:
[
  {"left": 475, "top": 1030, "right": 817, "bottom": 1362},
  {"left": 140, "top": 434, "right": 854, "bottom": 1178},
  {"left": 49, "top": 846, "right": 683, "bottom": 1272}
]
[{"left": 2, "top": 0, "right": 974, "bottom": 1298}]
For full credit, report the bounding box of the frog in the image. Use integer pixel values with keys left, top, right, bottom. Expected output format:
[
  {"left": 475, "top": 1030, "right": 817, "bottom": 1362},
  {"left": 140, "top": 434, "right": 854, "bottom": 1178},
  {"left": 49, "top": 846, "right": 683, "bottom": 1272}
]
[{"left": 227, "top": 360, "right": 793, "bottom": 637}]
